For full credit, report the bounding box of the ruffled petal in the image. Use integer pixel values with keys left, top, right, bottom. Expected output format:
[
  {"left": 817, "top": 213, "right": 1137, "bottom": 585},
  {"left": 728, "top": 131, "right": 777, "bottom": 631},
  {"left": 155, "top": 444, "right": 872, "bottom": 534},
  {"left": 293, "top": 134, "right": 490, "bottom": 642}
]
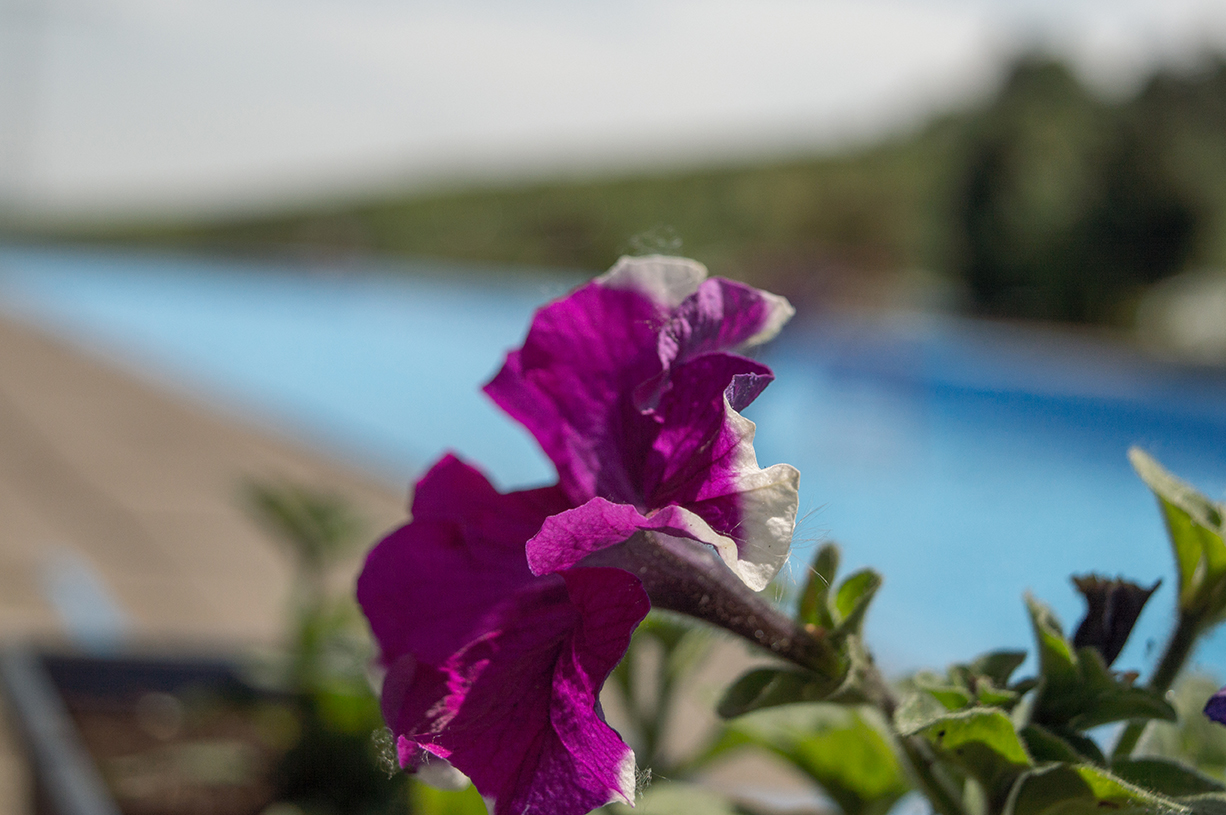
[
  {"left": 357, "top": 454, "right": 568, "bottom": 667},
  {"left": 485, "top": 255, "right": 796, "bottom": 509},
  {"left": 526, "top": 454, "right": 796, "bottom": 592},
  {"left": 484, "top": 281, "right": 662, "bottom": 505},
  {"left": 357, "top": 456, "right": 647, "bottom": 815},
  {"left": 526, "top": 498, "right": 734, "bottom": 576},
  {"left": 596, "top": 254, "right": 707, "bottom": 308},
  {"left": 638, "top": 275, "right": 794, "bottom": 409},
  {"left": 647, "top": 356, "right": 799, "bottom": 591},
  {"left": 382, "top": 569, "right": 647, "bottom": 815}
]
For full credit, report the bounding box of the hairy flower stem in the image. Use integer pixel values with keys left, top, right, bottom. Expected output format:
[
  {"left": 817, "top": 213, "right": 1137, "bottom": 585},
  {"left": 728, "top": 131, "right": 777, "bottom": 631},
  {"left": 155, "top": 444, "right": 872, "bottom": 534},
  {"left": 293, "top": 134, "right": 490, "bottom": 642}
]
[
  {"left": 849, "top": 651, "right": 969, "bottom": 815},
  {"left": 899, "top": 737, "right": 972, "bottom": 815},
  {"left": 599, "top": 535, "right": 972, "bottom": 815},
  {"left": 1113, "top": 608, "right": 1204, "bottom": 759},
  {"left": 594, "top": 533, "right": 844, "bottom": 679}
]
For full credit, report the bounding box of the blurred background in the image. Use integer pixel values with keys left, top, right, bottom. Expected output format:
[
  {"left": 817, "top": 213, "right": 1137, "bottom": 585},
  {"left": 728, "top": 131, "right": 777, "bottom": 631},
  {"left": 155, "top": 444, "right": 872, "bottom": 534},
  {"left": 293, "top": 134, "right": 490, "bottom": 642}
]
[{"left": 2, "top": 1, "right": 1226, "bottom": 812}]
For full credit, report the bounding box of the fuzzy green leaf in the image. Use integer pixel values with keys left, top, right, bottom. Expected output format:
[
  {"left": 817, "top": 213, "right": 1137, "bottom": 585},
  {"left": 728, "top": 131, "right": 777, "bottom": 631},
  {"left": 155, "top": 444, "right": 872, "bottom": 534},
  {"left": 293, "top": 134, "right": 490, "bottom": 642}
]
[
  {"left": 1111, "top": 758, "right": 1226, "bottom": 797},
  {"left": 972, "top": 650, "right": 1029, "bottom": 688},
  {"left": 911, "top": 708, "right": 1033, "bottom": 803},
  {"left": 1027, "top": 596, "right": 1080, "bottom": 698},
  {"left": 834, "top": 569, "right": 883, "bottom": 636},
  {"left": 1021, "top": 724, "right": 1092, "bottom": 764},
  {"left": 1006, "top": 763, "right": 1186, "bottom": 815},
  {"left": 914, "top": 671, "right": 973, "bottom": 711},
  {"left": 1179, "top": 794, "right": 1226, "bottom": 815},
  {"left": 717, "top": 667, "right": 845, "bottom": 718},
  {"left": 731, "top": 705, "right": 910, "bottom": 815},
  {"left": 1130, "top": 448, "right": 1226, "bottom": 616},
  {"left": 1026, "top": 599, "right": 1176, "bottom": 730},
  {"left": 799, "top": 544, "right": 840, "bottom": 629}
]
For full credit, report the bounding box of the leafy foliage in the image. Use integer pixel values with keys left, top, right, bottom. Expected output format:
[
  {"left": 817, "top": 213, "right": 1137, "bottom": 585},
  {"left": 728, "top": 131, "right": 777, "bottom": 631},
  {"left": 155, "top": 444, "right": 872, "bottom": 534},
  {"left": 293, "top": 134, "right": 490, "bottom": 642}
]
[
  {"left": 718, "top": 544, "right": 881, "bottom": 717},
  {"left": 712, "top": 450, "right": 1226, "bottom": 815},
  {"left": 1130, "top": 449, "right": 1226, "bottom": 621},
  {"left": 1025, "top": 596, "right": 1175, "bottom": 731},
  {"left": 1139, "top": 674, "right": 1226, "bottom": 778},
  {"left": 704, "top": 704, "right": 909, "bottom": 815},
  {"left": 244, "top": 442, "right": 1226, "bottom": 815}
]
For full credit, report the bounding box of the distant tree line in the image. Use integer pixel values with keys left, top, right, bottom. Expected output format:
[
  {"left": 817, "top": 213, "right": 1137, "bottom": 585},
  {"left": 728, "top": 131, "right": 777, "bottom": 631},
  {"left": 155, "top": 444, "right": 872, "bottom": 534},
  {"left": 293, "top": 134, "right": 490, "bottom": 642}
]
[
  {"left": 45, "top": 54, "right": 1226, "bottom": 325},
  {"left": 954, "top": 57, "right": 1222, "bottom": 322}
]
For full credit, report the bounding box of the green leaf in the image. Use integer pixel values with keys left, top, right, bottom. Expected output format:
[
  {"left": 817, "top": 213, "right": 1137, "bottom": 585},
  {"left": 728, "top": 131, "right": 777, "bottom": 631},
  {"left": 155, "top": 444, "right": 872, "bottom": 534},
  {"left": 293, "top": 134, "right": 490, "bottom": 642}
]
[
  {"left": 799, "top": 544, "right": 840, "bottom": 629},
  {"left": 1112, "top": 758, "right": 1226, "bottom": 797},
  {"left": 1130, "top": 448, "right": 1226, "bottom": 616},
  {"left": 1027, "top": 596, "right": 1080, "bottom": 698},
  {"left": 1006, "top": 763, "right": 1186, "bottom": 815},
  {"left": 1069, "top": 686, "right": 1178, "bottom": 731},
  {"left": 914, "top": 671, "right": 973, "bottom": 711},
  {"left": 977, "top": 682, "right": 1021, "bottom": 708},
  {"left": 909, "top": 708, "right": 1033, "bottom": 802},
  {"left": 1026, "top": 599, "right": 1176, "bottom": 731},
  {"left": 1054, "top": 729, "right": 1108, "bottom": 766},
  {"left": 1180, "top": 794, "right": 1226, "bottom": 815},
  {"left": 1136, "top": 673, "right": 1226, "bottom": 779},
  {"left": 717, "top": 667, "right": 845, "bottom": 718},
  {"left": 1021, "top": 724, "right": 1094, "bottom": 764},
  {"left": 1064, "top": 649, "right": 1177, "bottom": 730},
  {"left": 731, "top": 704, "right": 910, "bottom": 815},
  {"left": 972, "top": 651, "right": 1029, "bottom": 688},
  {"left": 894, "top": 688, "right": 955, "bottom": 735},
  {"left": 834, "top": 569, "right": 883, "bottom": 636},
  {"left": 410, "top": 779, "right": 488, "bottom": 815}
]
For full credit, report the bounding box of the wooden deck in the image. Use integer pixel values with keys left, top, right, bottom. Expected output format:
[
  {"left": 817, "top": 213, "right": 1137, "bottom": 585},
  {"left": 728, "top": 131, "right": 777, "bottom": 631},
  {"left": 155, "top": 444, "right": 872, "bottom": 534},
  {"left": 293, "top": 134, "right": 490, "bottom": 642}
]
[{"left": 0, "top": 313, "right": 408, "bottom": 813}]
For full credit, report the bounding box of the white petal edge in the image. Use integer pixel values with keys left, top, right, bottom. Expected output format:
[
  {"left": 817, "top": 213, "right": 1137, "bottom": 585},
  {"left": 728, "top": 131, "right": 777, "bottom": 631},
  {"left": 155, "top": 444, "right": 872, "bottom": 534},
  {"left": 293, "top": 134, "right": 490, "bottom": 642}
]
[
  {"left": 682, "top": 400, "right": 799, "bottom": 591},
  {"left": 737, "top": 290, "right": 796, "bottom": 350},
  {"left": 598, "top": 255, "right": 707, "bottom": 308},
  {"left": 610, "top": 749, "right": 637, "bottom": 807}
]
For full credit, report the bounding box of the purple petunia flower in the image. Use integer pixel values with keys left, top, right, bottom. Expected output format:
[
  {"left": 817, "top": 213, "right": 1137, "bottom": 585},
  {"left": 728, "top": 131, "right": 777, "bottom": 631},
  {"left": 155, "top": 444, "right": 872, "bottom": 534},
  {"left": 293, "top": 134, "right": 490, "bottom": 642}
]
[
  {"left": 358, "top": 455, "right": 649, "bottom": 815},
  {"left": 486, "top": 255, "right": 800, "bottom": 591},
  {"left": 358, "top": 257, "right": 801, "bottom": 815},
  {"left": 1207, "top": 687, "right": 1226, "bottom": 725}
]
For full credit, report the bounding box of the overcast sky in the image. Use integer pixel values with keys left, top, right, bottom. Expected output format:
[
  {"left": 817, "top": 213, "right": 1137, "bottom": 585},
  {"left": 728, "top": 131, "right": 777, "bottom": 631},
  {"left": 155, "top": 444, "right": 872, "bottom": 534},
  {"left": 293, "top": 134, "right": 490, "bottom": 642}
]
[{"left": 3, "top": 0, "right": 1226, "bottom": 220}]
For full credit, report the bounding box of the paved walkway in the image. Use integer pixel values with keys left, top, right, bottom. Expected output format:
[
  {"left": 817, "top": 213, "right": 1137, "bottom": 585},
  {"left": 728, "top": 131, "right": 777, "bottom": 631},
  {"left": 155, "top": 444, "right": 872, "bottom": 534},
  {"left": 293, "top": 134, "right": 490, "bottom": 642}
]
[{"left": 0, "top": 313, "right": 407, "bottom": 813}]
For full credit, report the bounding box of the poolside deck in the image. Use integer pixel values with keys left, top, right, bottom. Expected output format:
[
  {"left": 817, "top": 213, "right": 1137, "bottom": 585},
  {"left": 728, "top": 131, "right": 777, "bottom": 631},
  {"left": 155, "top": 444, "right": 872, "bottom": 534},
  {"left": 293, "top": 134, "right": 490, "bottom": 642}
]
[{"left": 0, "top": 312, "right": 407, "bottom": 813}]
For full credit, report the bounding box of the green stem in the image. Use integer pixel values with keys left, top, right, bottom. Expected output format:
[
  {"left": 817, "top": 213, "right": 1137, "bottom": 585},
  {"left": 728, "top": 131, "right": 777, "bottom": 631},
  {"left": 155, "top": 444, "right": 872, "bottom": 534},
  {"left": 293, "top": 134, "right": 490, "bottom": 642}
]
[
  {"left": 899, "top": 737, "right": 971, "bottom": 815},
  {"left": 1113, "top": 609, "right": 1203, "bottom": 760}
]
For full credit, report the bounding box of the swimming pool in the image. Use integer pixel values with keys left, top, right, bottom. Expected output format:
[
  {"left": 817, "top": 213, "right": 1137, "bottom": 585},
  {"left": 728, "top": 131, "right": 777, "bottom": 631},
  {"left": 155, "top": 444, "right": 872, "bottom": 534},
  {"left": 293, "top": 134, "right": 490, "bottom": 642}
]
[{"left": 2, "top": 244, "right": 1224, "bottom": 674}]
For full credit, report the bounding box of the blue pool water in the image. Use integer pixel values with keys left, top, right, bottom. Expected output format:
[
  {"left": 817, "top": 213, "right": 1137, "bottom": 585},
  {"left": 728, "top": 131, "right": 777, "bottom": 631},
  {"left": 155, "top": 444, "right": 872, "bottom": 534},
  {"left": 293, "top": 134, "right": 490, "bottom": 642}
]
[{"left": 2, "top": 244, "right": 1225, "bottom": 674}]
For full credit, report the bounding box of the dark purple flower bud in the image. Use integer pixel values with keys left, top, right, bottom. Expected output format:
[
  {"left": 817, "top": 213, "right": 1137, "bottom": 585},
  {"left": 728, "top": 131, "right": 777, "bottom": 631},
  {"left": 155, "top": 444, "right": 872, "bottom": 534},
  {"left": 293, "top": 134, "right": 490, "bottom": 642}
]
[{"left": 1071, "top": 574, "right": 1160, "bottom": 666}]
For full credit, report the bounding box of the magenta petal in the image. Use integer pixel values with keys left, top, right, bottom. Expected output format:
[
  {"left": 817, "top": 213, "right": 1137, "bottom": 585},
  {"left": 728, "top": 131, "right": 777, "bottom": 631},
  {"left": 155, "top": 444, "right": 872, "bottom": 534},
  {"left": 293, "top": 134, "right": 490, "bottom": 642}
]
[
  {"left": 659, "top": 276, "right": 794, "bottom": 376},
  {"left": 485, "top": 256, "right": 796, "bottom": 508},
  {"left": 484, "top": 282, "right": 662, "bottom": 504},
  {"left": 357, "top": 454, "right": 569, "bottom": 667},
  {"left": 357, "top": 455, "right": 647, "bottom": 815},
  {"left": 384, "top": 568, "right": 647, "bottom": 815},
  {"left": 526, "top": 498, "right": 725, "bottom": 575}
]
